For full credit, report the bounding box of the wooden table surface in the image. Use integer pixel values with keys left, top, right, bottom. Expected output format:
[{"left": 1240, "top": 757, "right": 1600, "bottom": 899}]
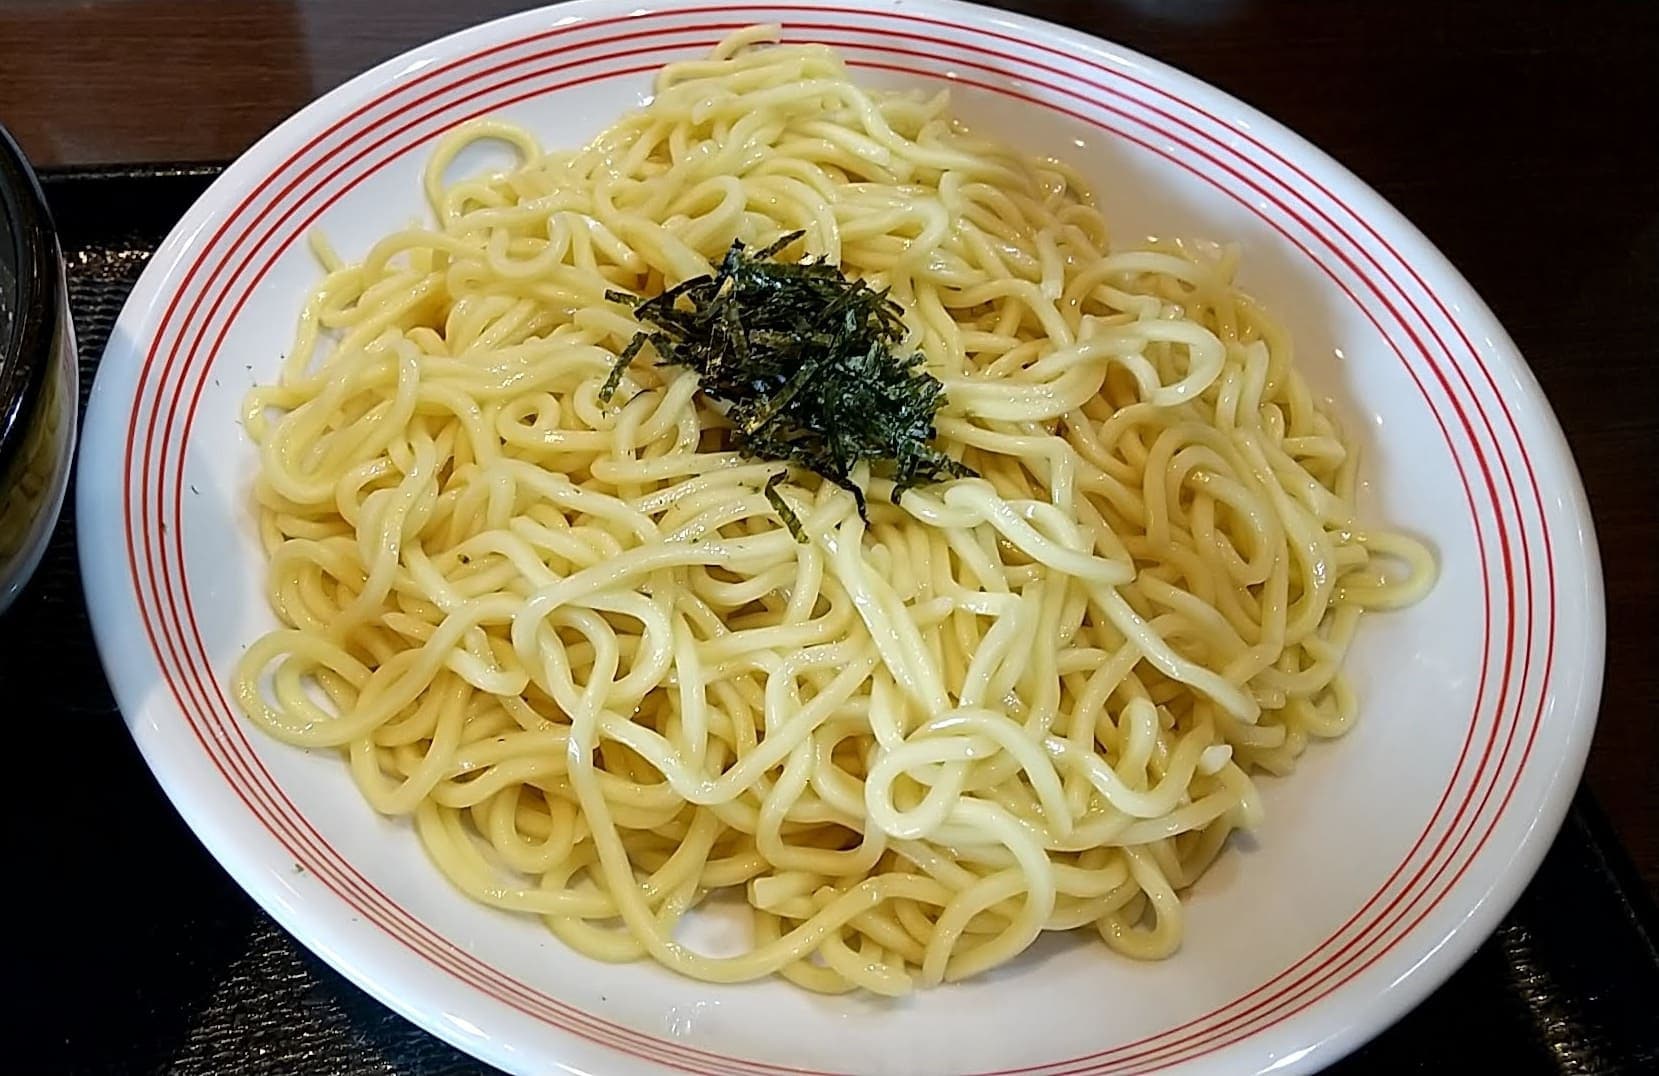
[{"left": 2, "top": 0, "right": 1655, "bottom": 906}]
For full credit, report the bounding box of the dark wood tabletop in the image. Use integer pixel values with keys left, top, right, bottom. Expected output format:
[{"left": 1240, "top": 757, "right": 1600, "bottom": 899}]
[{"left": 2, "top": 0, "right": 1654, "bottom": 896}]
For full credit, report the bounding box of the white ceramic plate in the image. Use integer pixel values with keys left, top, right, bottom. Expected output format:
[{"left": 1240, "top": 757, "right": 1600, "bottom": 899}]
[{"left": 76, "top": 2, "right": 1604, "bottom": 1073}]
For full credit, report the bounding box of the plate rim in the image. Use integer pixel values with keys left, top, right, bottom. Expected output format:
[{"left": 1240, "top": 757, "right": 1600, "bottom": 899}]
[{"left": 73, "top": 1, "right": 1606, "bottom": 1073}]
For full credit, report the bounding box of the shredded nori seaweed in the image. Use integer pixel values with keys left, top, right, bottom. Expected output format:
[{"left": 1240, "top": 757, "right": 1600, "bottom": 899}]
[
  {"left": 603, "top": 232, "right": 974, "bottom": 519},
  {"left": 763, "top": 471, "right": 807, "bottom": 543}
]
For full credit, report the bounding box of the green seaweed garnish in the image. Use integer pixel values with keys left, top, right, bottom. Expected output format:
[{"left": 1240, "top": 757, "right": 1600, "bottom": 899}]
[
  {"left": 598, "top": 330, "right": 647, "bottom": 404},
  {"left": 603, "top": 232, "right": 974, "bottom": 517},
  {"left": 763, "top": 471, "right": 807, "bottom": 544}
]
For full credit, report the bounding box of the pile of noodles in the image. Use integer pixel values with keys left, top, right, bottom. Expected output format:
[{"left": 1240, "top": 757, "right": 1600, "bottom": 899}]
[{"left": 235, "top": 27, "right": 1434, "bottom": 995}]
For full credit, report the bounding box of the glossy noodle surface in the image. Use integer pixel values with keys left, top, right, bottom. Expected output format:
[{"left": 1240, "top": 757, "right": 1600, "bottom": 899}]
[{"left": 235, "top": 27, "right": 1435, "bottom": 995}]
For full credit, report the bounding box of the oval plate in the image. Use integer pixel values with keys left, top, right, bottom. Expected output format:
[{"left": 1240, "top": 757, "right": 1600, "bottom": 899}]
[{"left": 76, "top": 2, "right": 1604, "bottom": 1073}]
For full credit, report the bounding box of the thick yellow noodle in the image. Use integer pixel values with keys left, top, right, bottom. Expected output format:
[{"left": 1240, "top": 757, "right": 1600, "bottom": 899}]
[{"left": 234, "top": 26, "right": 1435, "bottom": 995}]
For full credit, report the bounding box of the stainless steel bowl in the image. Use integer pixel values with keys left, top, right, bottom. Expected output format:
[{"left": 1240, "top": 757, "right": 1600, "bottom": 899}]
[{"left": 0, "top": 125, "right": 76, "bottom": 614}]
